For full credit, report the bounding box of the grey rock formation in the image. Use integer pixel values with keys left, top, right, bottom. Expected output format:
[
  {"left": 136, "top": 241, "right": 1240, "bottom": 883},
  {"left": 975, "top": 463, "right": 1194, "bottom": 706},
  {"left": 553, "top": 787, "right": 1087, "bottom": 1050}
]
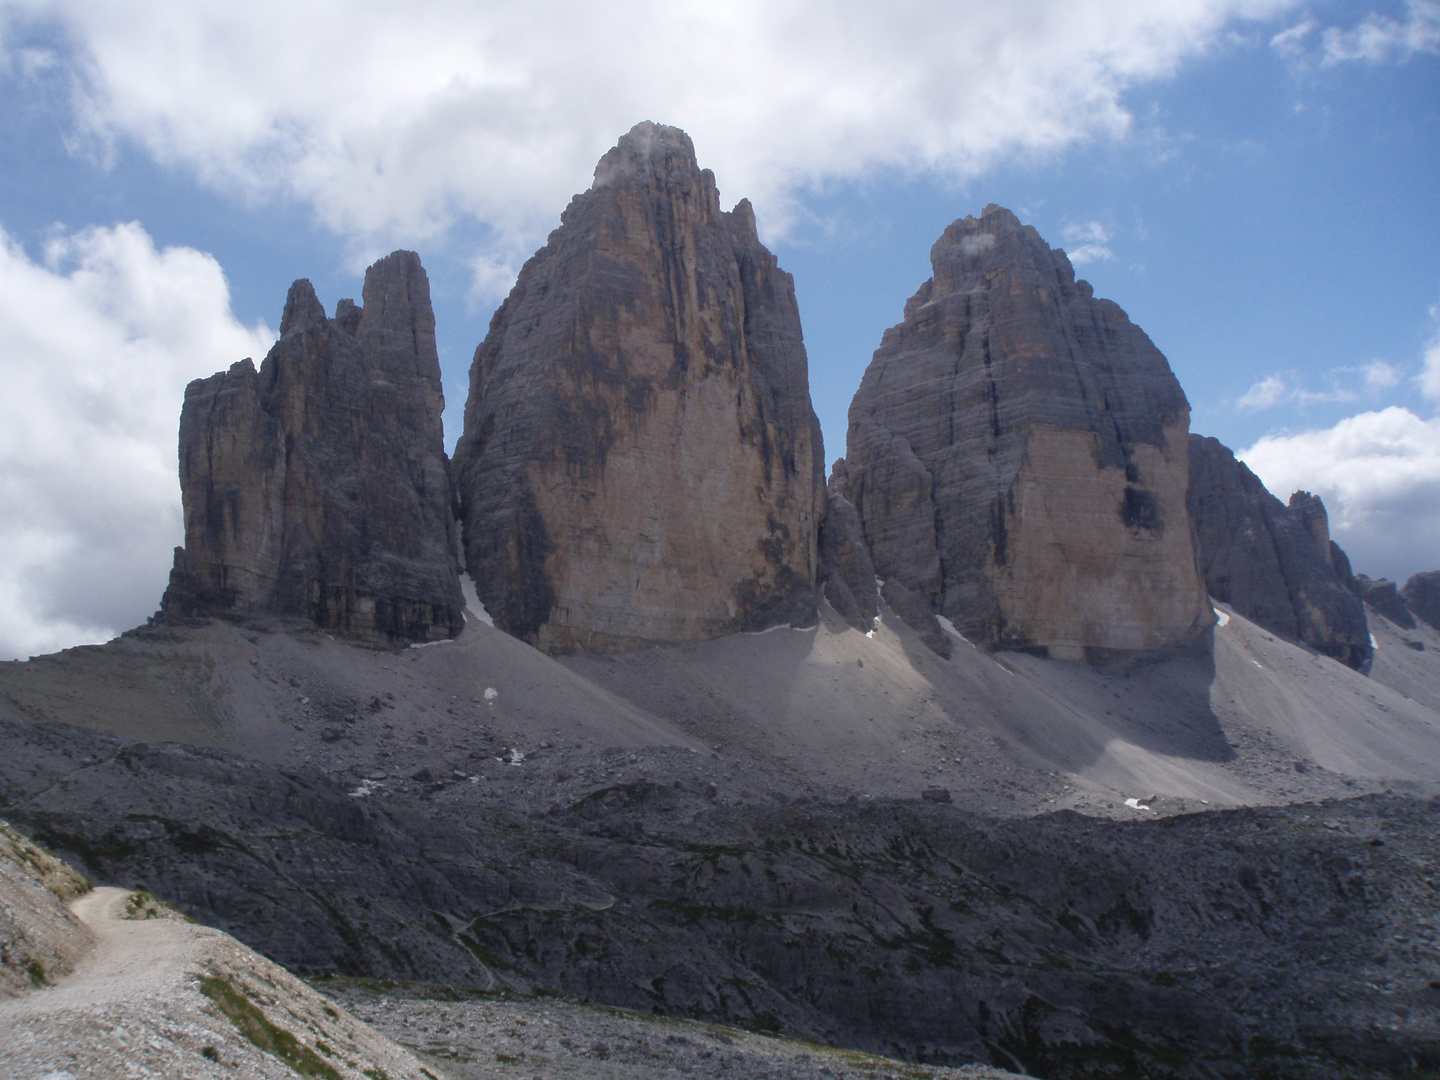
[
  {"left": 161, "top": 252, "right": 463, "bottom": 644},
  {"left": 842, "top": 205, "right": 1211, "bottom": 657},
  {"left": 1402, "top": 572, "right": 1440, "bottom": 632},
  {"left": 1187, "top": 437, "right": 1371, "bottom": 668},
  {"left": 454, "top": 123, "right": 824, "bottom": 653},
  {"left": 1353, "top": 576, "right": 1418, "bottom": 630},
  {"left": 817, "top": 466, "right": 879, "bottom": 634}
]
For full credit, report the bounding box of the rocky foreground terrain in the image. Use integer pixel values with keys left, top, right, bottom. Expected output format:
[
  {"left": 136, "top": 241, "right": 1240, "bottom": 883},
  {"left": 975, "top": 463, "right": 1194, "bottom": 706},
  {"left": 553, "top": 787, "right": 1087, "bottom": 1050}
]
[{"left": 1, "top": 592, "right": 1438, "bottom": 1078}]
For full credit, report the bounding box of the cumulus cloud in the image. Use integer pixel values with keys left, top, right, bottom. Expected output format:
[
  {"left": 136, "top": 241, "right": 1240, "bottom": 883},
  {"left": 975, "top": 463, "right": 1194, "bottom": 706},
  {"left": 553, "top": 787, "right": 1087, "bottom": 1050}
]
[
  {"left": 3, "top": 0, "right": 1293, "bottom": 288},
  {"left": 1240, "top": 407, "right": 1440, "bottom": 581},
  {"left": 0, "top": 222, "right": 274, "bottom": 660},
  {"left": 1061, "top": 220, "right": 1114, "bottom": 265}
]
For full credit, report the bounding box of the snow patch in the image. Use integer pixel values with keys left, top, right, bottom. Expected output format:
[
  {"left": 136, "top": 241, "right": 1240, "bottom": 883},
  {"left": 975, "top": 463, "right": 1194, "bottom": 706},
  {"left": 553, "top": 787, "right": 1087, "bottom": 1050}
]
[
  {"left": 1124, "top": 797, "right": 1151, "bottom": 811},
  {"left": 1212, "top": 606, "right": 1230, "bottom": 628},
  {"left": 408, "top": 637, "right": 450, "bottom": 650},
  {"left": 348, "top": 779, "right": 382, "bottom": 798},
  {"left": 460, "top": 573, "right": 494, "bottom": 627},
  {"left": 483, "top": 687, "right": 498, "bottom": 703},
  {"left": 936, "top": 616, "right": 976, "bottom": 648},
  {"left": 502, "top": 748, "right": 525, "bottom": 766}
]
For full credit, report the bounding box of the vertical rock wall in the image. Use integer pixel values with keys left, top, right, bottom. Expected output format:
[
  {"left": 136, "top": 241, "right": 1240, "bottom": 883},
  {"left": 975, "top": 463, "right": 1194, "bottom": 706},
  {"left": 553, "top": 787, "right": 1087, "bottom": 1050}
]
[
  {"left": 1186, "top": 435, "right": 1371, "bottom": 668},
  {"left": 841, "top": 205, "right": 1211, "bottom": 657},
  {"left": 162, "top": 251, "right": 464, "bottom": 643},
  {"left": 453, "top": 123, "right": 824, "bottom": 653}
]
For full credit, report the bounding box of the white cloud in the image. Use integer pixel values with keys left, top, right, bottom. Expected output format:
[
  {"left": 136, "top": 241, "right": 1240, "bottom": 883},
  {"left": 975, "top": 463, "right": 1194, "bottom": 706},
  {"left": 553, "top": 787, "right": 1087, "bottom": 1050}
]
[
  {"left": 1238, "top": 373, "right": 1288, "bottom": 410},
  {"left": 0, "top": 221, "right": 274, "bottom": 660},
  {"left": 1421, "top": 309, "right": 1440, "bottom": 401},
  {"left": 1363, "top": 358, "right": 1402, "bottom": 389},
  {"left": 1061, "top": 220, "right": 1114, "bottom": 265},
  {"left": 1321, "top": 0, "right": 1440, "bottom": 64},
  {"left": 1240, "top": 407, "right": 1440, "bottom": 581},
  {"left": 1269, "top": 17, "right": 1317, "bottom": 56},
  {"left": 3, "top": 0, "right": 1295, "bottom": 290}
]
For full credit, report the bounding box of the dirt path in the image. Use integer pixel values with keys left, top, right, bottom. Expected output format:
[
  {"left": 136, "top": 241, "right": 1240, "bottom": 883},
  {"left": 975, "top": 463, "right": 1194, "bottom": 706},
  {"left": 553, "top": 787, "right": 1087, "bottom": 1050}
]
[{"left": 0, "top": 887, "right": 436, "bottom": 1080}]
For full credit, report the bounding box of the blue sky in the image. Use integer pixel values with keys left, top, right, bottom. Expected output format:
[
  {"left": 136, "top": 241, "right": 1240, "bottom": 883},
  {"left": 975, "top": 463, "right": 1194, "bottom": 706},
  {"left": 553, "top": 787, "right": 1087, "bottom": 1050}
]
[{"left": 0, "top": 0, "right": 1436, "bottom": 658}]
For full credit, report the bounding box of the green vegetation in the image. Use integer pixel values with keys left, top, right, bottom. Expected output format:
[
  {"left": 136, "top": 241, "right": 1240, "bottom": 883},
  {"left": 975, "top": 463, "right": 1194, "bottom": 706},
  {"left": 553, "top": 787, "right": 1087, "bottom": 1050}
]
[
  {"left": 198, "top": 973, "right": 342, "bottom": 1079},
  {"left": 25, "top": 958, "right": 47, "bottom": 987},
  {"left": 361, "top": 1068, "right": 391, "bottom": 1080},
  {"left": 201, "top": 1045, "right": 219, "bottom": 1061}
]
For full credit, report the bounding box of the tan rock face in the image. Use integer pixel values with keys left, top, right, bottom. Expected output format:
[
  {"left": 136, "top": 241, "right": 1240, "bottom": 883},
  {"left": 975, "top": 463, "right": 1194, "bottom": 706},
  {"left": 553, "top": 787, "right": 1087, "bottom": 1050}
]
[
  {"left": 454, "top": 123, "right": 823, "bottom": 653},
  {"left": 843, "top": 205, "right": 1211, "bottom": 655},
  {"left": 161, "top": 251, "right": 464, "bottom": 644}
]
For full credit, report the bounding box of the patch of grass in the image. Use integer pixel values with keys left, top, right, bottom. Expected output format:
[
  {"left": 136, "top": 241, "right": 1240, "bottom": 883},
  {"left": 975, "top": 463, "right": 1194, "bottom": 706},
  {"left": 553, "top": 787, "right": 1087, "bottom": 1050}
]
[
  {"left": 362, "top": 1069, "right": 390, "bottom": 1080},
  {"left": 495, "top": 1052, "right": 524, "bottom": 1064},
  {"left": 25, "top": 958, "right": 47, "bottom": 987},
  {"left": 198, "top": 973, "right": 341, "bottom": 1079},
  {"left": 201, "top": 1045, "right": 219, "bottom": 1061}
]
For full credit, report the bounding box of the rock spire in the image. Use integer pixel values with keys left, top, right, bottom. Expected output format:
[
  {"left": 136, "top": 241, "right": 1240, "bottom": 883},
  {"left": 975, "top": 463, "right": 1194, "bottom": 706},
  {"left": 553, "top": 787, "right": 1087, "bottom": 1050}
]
[
  {"left": 453, "top": 122, "right": 824, "bottom": 653},
  {"left": 839, "top": 205, "right": 1211, "bottom": 657},
  {"left": 1186, "top": 436, "right": 1371, "bottom": 668},
  {"left": 161, "top": 251, "right": 464, "bottom": 643}
]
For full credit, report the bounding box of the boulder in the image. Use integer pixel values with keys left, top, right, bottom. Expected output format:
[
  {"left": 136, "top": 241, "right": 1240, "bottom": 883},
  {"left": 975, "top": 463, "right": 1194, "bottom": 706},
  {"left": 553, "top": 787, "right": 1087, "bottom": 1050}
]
[
  {"left": 1401, "top": 571, "right": 1440, "bottom": 631},
  {"left": 453, "top": 122, "right": 824, "bottom": 653},
  {"left": 161, "top": 252, "right": 464, "bottom": 644},
  {"left": 1186, "top": 438, "right": 1371, "bottom": 668},
  {"left": 841, "top": 205, "right": 1211, "bottom": 657}
]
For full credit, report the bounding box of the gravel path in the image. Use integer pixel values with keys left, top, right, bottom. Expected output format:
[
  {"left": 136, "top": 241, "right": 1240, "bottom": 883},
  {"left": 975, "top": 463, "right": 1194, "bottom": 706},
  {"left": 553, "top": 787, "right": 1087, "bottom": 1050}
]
[{"left": 0, "top": 886, "right": 435, "bottom": 1080}]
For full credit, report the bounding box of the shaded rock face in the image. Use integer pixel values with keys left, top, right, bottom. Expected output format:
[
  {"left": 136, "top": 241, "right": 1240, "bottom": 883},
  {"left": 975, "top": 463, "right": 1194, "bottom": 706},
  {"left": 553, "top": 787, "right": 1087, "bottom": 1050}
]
[
  {"left": 817, "top": 465, "right": 879, "bottom": 634},
  {"left": 1352, "top": 576, "right": 1417, "bottom": 630},
  {"left": 1186, "top": 437, "right": 1371, "bottom": 669},
  {"left": 841, "top": 205, "right": 1211, "bottom": 657},
  {"left": 1402, "top": 572, "right": 1440, "bottom": 632},
  {"left": 454, "top": 122, "right": 824, "bottom": 653},
  {"left": 162, "top": 252, "right": 464, "bottom": 644}
]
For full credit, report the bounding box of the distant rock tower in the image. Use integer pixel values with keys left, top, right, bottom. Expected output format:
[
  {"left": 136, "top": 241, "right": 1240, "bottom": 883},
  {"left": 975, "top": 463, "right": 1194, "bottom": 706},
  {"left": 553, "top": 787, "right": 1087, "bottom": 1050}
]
[
  {"left": 840, "top": 205, "right": 1212, "bottom": 657},
  {"left": 161, "top": 251, "right": 464, "bottom": 643},
  {"left": 1187, "top": 437, "right": 1371, "bottom": 668},
  {"left": 453, "top": 123, "right": 824, "bottom": 653}
]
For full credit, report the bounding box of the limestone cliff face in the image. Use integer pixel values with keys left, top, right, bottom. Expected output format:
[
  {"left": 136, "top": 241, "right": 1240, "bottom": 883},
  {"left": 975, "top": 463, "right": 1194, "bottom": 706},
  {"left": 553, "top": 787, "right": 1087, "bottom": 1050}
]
[
  {"left": 453, "top": 123, "right": 824, "bottom": 653},
  {"left": 1186, "top": 436, "right": 1371, "bottom": 668},
  {"left": 1403, "top": 572, "right": 1440, "bottom": 631},
  {"left": 841, "top": 205, "right": 1211, "bottom": 657},
  {"left": 162, "top": 251, "right": 464, "bottom": 643}
]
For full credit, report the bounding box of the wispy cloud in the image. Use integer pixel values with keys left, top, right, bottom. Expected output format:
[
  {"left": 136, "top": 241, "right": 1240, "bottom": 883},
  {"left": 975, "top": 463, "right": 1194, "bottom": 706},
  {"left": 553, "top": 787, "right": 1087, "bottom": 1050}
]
[
  {"left": 1322, "top": 0, "right": 1440, "bottom": 64},
  {"left": 1061, "top": 220, "right": 1114, "bottom": 265},
  {"left": 1272, "top": 1, "right": 1440, "bottom": 66},
  {"left": 1238, "top": 374, "right": 1290, "bottom": 410}
]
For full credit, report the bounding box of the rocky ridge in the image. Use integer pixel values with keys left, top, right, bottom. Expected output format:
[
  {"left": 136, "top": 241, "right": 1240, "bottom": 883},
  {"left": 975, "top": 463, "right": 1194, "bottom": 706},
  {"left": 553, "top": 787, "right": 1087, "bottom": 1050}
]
[
  {"left": 840, "top": 205, "right": 1211, "bottom": 658},
  {"left": 453, "top": 122, "right": 824, "bottom": 653},
  {"left": 1186, "top": 435, "right": 1372, "bottom": 668},
  {"left": 162, "top": 251, "right": 464, "bottom": 645}
]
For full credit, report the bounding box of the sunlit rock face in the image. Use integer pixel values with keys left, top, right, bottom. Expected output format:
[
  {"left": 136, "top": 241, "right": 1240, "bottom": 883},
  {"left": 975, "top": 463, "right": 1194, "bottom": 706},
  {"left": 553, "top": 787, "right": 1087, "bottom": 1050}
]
[
  {"left": 161, "top": 251, "right": 464, "bottom": 644},
  {"left": 1187, "top": 437, "right": 1371, "bottom": 669},
  {"left": 841, "top": 205, "right": 1212, "bottom": 657},
  {"left": 454, "top": 123, "right": 824, "bottom": 653}
]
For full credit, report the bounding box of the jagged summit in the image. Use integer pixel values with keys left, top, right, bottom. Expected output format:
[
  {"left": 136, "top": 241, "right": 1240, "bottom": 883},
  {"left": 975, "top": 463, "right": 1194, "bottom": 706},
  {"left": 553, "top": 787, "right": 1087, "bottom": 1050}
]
[
  {"left": 161, "top": 250, "right": 463, "bottom": 644},
  {"left": 839, "top": 205, "right": 1210, "bottom": 657},
  {"left": 453, "top": 124, "right": 823, "bottom": 653}
]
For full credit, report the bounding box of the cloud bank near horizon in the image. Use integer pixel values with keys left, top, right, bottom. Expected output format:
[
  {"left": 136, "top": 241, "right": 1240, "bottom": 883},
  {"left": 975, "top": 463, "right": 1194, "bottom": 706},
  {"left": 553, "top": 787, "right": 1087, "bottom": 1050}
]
[{"left": 0, "top": 222, "right": 273, "bottom": 660}]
